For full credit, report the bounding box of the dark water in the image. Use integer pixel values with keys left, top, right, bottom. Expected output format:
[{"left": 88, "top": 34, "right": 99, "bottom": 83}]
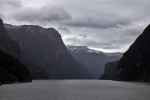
[{"left": 0, "top": 80, "right": 150, "bottom": 100}]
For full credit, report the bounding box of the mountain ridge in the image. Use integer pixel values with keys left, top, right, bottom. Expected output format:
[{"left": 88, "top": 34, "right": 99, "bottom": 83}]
[
  {"left": 118, "top": 24, "right": 150, "bottom": 81},
  {"left": 100, "top": 24, "right": 150, "bottom": 82},
  {"left": 67, "top": 45, "right": 122, "bottom": 79},
  {"left": 0, "top": 18, "right": 31, "bottom": 84},
  {"left": 5, "top": 23, "right": 91, "bottom": 79}
]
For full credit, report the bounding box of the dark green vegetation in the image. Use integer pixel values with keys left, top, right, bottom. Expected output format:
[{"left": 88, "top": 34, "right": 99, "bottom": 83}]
[{"left": 0, "top": 18, "right": 31, "bottom": 84}]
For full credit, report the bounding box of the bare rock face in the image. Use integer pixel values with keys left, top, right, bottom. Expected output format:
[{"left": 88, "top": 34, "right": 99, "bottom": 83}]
[
  {"left": 118, "top": 24, "right": 150, "bottom": 82},
  {"left": 5, "top": 24, "right": 91, "bottom": 79}
]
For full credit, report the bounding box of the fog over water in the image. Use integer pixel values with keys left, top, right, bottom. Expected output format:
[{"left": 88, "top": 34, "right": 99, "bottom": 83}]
[{"left": 1, "top": 80, "right": 150, "bottom": 100}]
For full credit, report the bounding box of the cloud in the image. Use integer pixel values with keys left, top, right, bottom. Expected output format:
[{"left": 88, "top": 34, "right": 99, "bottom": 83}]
[
  {"left": 1, "top": 0, "right": 150, "bottom": 52},
  {"left": 57, "top": 26, "right": 70, "bottom": 33},
  {"left": 0, "top": 13, "right": 4, "bottom": 19},
  {"left": 64, "top": 15, "right": 130, "bottom": 29},
  {"left": 55, "top": 0, "right": 150, "bottom": 29},
  {"left": 0, "top": 0, "right": 22, "bottom": 20},
  {"left": 78, "top": 34, "right": 87, "bottom": 38},
  {"left": 55, "top": 0, "right": 150, "bottom": 52},
  {"left": 0, "top": 0, "right": 21, "bottom": 9},
  {"left": 63, "top": 23, "right": 145, "bottom": 52},
  {"left": 13, "top": 5, "right": 71, "bottom": 24}
]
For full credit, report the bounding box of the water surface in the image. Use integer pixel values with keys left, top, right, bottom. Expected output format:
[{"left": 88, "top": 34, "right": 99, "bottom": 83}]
[{"left": 0, "top": 80, "right": 150, "bottom": 100}]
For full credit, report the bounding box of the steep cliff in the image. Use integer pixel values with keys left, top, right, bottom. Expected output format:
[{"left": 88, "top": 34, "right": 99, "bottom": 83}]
[
  {"left": 0, "top": 50, "right": 32, "bottom": 84},
  {"left": 0, "top": 19, "right": 19, "bottom": 56},
  {"left": 118, "top": 24, "right": 150, "bottom": 82},
  {"left": 0, "top": 18, "right": 31, "bottom": 84},
  {"left": 5, "top": 24, "right": 91, "bottom": 79},
  {"left": 101, "top": 61, "right": 118, "bottom": 80}
]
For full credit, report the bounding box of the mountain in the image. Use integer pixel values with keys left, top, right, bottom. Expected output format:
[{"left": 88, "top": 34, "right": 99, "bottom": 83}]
[
  {"left": 118, "top": 24, "right": 150, "bottom": 82},
  {"left": 66, "top": 45, "right": 122, "bottom": 79},
  {"left": 3, "top": 24, "right": 49, "bottom": 79},
  {"left": 0, "top": 19, "right": 19, "bottom": 56},
  {"left": 0, "top": 49, "right": 32, "bottom": 84},
  {"left": 0, "top": 18, "right": 31, "bottom": 84},
  {"left": 5, "top": 24, "right": 91, "bottom": 79},
  {"left": 100, "top": 61, "right": 118, "bottom": 80},
  {"left": 20, "top": 60, "right": 49, "bottom": 79}
]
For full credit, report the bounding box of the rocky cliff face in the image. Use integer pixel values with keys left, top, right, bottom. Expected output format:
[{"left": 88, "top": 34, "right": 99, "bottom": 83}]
[
  {"left": 100, "top": 61, "right": 118, "bottom": 80},
  {"left": 67, "top": 45, "right": 122, "bottom": 79},
  {"left": 0, "top": 18, "right": 31, "bottom": 84},
  {"left": 118, "top": 24, "right": 150, "bottom": 82},
  {"left": 5, "top": 24, "right": 91, "bottom": 79}
]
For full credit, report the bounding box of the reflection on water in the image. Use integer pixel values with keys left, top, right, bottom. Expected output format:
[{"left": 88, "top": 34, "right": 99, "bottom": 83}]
[{"left": 0, "top": 80, "right": 150, "bottom": 100}]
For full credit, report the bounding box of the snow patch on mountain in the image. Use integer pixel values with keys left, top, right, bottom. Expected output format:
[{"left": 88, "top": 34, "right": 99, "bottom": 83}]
[
  {"left": 66, "top": 45, "right": 123, "bottom": 57},
  {"left": 66, "top": 45, "right": 102, "bottom": 54}
]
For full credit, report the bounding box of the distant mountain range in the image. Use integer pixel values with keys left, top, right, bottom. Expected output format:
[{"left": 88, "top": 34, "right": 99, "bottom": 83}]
[
  {"left": 101, "top": 24, "right": 150, "bottom": 82},
  {"left": 4, "top": 24, "right": 91, "bottom": 79},
  {"left": 67, "top": 45, "right": 122, "bottom": 79}
]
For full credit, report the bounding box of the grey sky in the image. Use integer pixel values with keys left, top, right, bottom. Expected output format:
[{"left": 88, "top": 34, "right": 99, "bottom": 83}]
[{"left": 0, "top": 0, "right": 150, "bottom": 52}]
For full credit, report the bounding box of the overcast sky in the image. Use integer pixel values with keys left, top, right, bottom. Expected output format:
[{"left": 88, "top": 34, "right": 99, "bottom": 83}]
[{"left": 0, "top": 0, "right": 150, "bottom": 52}]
